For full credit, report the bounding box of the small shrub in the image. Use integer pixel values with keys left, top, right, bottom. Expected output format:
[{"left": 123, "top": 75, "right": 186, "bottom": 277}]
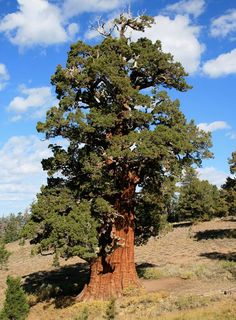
[
  {"left": 221, "top": 260, "right": 236, "bottom": 279},
  {"left": 104, "top": 298, "right": 116, "bottom": 320},
  {"left": 19, "top": 238, "right": 25, "bottom": 246},
  {"left": 174, "top": 295, "right": 210, "bottom": 310},
  {"left": 1, "top": 276, "right": 29, "bottom": 320},
  {"left": 180, "top": 271, "right": 195, "bottom": 280},
  {"left": 75, "top": 306, "right": 89, "bottom": 320},
  {"left": 137, "top": 267, "right": 167, "bottom": 279}
]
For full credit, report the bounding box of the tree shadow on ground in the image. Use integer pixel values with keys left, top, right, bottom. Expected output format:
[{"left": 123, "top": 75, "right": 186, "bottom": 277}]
[
  {"left": 22, "top": 262, "right": 90, "bottom": 308},
  {"left": 226, "top": 218, "right": 236, "bottom": 222},
  {"left": 172, "top": 221, "right": 193, "bottom": 228},
  {"left": 193, "top": 228, "right": 236, "bottom": 241},
  {"left": 200, "top": 252, "right": 236, "bottom": 262}
]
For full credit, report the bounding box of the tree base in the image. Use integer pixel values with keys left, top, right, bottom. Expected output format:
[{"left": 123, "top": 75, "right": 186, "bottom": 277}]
[
  {"left": 77, "top": 276, "right": 141, "bottom": 301},
  {"left": 77, "top": 257, "right": 141, "bottom": 301}
]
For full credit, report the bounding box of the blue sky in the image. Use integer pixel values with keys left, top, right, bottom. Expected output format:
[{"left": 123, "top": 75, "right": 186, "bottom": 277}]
[{"left": 0, "top": 0, "right": 235, "bottom": 215}]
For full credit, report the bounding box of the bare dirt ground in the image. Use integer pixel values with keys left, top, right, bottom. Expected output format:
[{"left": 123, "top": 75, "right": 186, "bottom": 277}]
[
  {"left": 0, "top": 217, "right": 235, "bottom": 319},
  {"left": 135, "top": 218, "right": 236, "bottom": 297}
]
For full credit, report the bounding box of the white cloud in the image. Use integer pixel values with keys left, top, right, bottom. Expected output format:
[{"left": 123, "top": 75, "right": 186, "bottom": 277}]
[
  {"left": 164, "top": 0, "right": 205, "bottom": 18},
  {"left": 0, "top": 63, "right": 10, "bottom": 90},
  {"left": 0, "top": 0, "right": 129, "bottom": 48},
  {"left": 210, "top": 9, "right": 236, "bottom": 38},
  {"left": 197, "top": 121, "right": 231, "bottom": 132},
  {"left": 67, "top": 23, "right": 79, "bottom": 39},
  {"left": 8, "top": 85, "right": 56, "bottom": 119},
  {"left": 62, "top": 0, "right": 130, "bottom": 19},
  {"left": 197, "top": 167, "right": 228, "bottom": 187},
  {"left": 202, "top": 48, "right": 236, "bottom": 77},
  {"left": 130, "top": 15, "right": 204, "bottom": 74},
  {"left": 0, "top": 135, "right": 51, "bottom": 210},
  {"left": 0, "top": 0, "right": 74, "bottom": 48}
]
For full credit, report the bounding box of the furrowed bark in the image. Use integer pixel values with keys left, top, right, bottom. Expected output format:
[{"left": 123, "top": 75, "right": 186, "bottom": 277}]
[{"left": 78, "top": 176, "right": 141, "bottom": 300}]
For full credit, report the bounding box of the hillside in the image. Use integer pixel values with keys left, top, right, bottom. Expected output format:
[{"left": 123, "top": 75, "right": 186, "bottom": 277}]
[{"left": 0, "top": 217, "right": 235, "bottom": 319}]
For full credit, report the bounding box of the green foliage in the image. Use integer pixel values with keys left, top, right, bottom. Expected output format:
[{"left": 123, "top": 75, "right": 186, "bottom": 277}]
[
  {"left": 0, "top": 242, "right": 10, "bottom": 270},
  {"left": 177, "top": 168, "right": 222, "bottom": 221},
  {"left": 1, "top": 276, "right": 29, "bottom": 320},
  {"left": 220, "top": 151, "right": 236, "bottom": 216},
  {"left": 229, "top": 151, "right": 236, "bottom": 174},
  {"left": 24, "top": 13, "right": 212, "bottom": 261},
  {"left": 52, "top": 250, "right": 60, "bottom": 267},
  {"left": 22, "top": 186, "right": 98, "bottom": 261},
  {"left": 0, "top": 212, "right": 29, "bottom": 244},
  {"left": 221, "top": 178, "right": 236, "bottom": 216}
]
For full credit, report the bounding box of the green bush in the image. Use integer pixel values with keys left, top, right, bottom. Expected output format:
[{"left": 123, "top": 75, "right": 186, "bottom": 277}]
[
  {"left": 0, "top": 276, "right": 29, "bottom": 320},
  {"left": 137, "top": 267, "right": 167, "bottom": 279}
]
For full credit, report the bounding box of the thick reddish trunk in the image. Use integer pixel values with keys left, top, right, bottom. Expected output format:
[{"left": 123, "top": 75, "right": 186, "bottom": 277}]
[
  {"left": 78, "top": 224, "right": 140, "bottom": 300},
  {"left": 78, "top": 172, "right": 140, "bottom": 300}
]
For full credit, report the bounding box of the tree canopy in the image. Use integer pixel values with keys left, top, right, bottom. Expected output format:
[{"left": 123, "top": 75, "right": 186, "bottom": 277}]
[{"left": 23, "top": 13, "right": 212, "bottom": 299}]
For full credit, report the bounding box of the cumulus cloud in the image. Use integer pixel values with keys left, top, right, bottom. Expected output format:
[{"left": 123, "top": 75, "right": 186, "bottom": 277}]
[
  {"left": 0, "top": 0, "right": 130, "bottom": 48},
  {"left": 210, "top": 9, "right": 236, "bottom": 38},
  {"left": 130, "top": 15, "right": 204, "bottom": 74},
  {"left": 0, "top": 63, "right": 10, "bottom": 90},
  {"left": 202, "top": 49, "right": 236, "bottom": 77},
  {"left": 62, "top": 0, "right": 130, "bottom": 19},
  {"left": 0, "top": 135, "right": 51, "bottom": 211},
  {"left": 0, "top": 0, "right": 79, "bottom": 48},
  {"left": 197, "top": 167, "right": 228, "bottom": 187},
  {"left": 197, "top": 121, "right": 231, "bottom": 132},
  {"left": 164, "top": 0, "right": 205, "bottom": 18},
  {"left": 7, "top": 85, "right": 56, "bottom": 120}
]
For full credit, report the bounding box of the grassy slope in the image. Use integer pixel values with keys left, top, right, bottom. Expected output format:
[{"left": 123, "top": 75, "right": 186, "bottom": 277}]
[{"left": 0, "top": 217, "right": 235, "bottom": 319}]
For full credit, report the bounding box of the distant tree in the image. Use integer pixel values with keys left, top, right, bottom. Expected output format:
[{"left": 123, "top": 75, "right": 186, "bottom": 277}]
[
  {"left": 23, "top": 13, "right": 212, "bottom": 300},
  {"left": 0, "top": 212, "right": 30, "bottom": 244},
  {"left": 0, "top": 242, "right": 10, "bottom": 270},
  {"left": 3, "top": 214, "right": 19, "bottom": 243},
  {"left": 0, "top": 276, "right": 29, "bottom": 320},
  {"left": 221, "top": 151, "right": 236, "bottom": 216},
  {"left": 229, "top": 151, "right": 236, "bottom": 174},
  {"left": 135, "top": 175, "right": 177, "bottom": 244},
  {"left": 177, "top": 168, "right": 221, "bottom": 221}
]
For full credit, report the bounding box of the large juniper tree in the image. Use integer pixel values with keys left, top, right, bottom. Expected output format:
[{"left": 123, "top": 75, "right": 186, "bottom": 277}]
[{"left": 23, "top": 14, "right": 212, "bottom": 300}]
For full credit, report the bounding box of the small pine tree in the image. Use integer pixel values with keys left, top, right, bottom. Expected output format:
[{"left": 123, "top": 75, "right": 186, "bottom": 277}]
[
  {"left": 1, "top": 276, "right": 29, "bottom": 320},
  {"left": 0, "top": 243, "right": 10, "bottom": 270}
]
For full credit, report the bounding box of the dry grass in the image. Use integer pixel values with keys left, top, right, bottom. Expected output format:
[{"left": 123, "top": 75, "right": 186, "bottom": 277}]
[{"left": 0, "top": 217, "right": 235, "bottom": 319}]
